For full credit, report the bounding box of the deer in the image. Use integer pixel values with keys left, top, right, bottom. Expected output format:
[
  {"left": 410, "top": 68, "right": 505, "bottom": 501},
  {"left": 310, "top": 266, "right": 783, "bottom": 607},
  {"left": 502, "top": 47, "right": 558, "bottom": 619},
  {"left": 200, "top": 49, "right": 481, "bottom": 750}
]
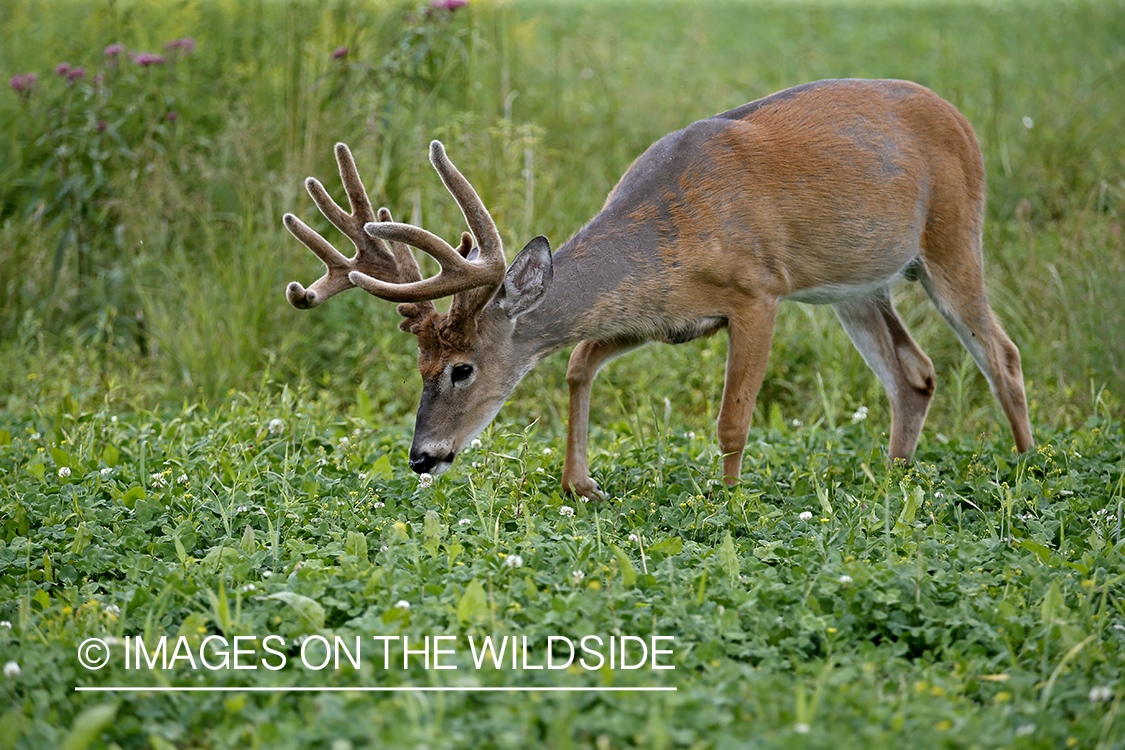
[{"left": 283, "top": 78, "right": 1033, "bottom": 501}]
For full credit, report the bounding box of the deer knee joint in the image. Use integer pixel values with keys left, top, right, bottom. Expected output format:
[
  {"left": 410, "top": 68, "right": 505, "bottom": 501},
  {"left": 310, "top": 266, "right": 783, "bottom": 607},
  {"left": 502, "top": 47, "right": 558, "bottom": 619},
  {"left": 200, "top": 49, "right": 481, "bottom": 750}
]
[{"left": 897, "top": 344, "right": 935, "bottom": 396}]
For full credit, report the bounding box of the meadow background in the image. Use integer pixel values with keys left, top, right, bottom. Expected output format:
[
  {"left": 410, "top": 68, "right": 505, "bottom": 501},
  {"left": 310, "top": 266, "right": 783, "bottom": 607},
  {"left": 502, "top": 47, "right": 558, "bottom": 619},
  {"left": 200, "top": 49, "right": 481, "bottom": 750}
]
[{"left": 1, "top": 0, "right": 1123, "bottom": 747}]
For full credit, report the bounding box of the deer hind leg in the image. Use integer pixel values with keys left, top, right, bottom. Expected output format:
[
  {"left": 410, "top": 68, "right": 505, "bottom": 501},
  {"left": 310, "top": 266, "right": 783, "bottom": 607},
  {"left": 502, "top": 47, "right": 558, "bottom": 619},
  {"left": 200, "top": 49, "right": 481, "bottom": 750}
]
[
  {"left": 562, "top": 337, "right": 642, "bottom": 500},
  {"left": 834, "top": 289, "right": 936, "bottom": 460},
  {"left": 717, "top": 299, "right": 778, "bottom": 485},
  {"left": 915, "top": 255, "right": 1033, "bottom": 453}
]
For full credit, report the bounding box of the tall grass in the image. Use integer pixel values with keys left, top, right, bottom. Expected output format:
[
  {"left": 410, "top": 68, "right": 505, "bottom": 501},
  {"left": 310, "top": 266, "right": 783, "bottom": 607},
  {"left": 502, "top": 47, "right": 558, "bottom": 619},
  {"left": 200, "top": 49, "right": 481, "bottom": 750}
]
[{"left": 1, "top": 0, "right": 1122, "bottom": 443}]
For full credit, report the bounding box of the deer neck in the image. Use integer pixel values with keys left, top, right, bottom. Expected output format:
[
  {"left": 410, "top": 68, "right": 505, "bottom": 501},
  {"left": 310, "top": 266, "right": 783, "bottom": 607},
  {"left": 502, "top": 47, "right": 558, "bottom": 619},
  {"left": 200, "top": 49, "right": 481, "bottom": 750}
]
[{"left": 512, "top": 214, "right": 660, "bottom": 361}]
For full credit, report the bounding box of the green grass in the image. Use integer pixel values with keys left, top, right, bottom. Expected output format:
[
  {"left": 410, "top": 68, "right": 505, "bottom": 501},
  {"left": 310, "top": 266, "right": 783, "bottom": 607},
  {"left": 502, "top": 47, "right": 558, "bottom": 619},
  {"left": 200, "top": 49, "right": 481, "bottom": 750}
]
[
  {"left": 2, "top": 0, "right": 1125, "bottom": 747},
  {"left": 0, "top": 393, "right": 1123, "bottom": 748}
]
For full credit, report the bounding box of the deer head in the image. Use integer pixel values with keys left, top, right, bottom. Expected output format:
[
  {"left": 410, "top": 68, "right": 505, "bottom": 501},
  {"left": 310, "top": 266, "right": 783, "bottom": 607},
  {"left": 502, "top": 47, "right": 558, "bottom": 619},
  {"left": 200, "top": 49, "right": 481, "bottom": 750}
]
[{"left": 285, "top": 141, "right": 553, "bottom": 476}]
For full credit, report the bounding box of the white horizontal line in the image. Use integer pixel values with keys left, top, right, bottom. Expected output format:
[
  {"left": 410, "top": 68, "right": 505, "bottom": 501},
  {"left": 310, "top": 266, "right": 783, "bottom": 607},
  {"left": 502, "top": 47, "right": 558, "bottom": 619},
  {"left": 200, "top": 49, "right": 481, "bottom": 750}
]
[{"left": 75, "top": 686, "right": 676, "bottom": 693}]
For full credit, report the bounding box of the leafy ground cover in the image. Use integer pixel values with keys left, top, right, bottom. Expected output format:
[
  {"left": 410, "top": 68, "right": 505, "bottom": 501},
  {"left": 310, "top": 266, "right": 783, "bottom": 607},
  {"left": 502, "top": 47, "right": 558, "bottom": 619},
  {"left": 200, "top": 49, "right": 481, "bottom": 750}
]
[{"left": 1, "top": 391, "right": 1124, "bottom": 748}]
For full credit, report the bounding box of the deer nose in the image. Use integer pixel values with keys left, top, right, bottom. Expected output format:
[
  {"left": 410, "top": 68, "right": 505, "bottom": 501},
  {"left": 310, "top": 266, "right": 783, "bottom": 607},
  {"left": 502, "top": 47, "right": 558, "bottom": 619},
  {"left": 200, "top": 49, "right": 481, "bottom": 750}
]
[
  {"left": 408, "top": 449, "right": 455, "bottom": 475},
  {"left": 409, "top": 451, "right": 438, "bottom": 474}
]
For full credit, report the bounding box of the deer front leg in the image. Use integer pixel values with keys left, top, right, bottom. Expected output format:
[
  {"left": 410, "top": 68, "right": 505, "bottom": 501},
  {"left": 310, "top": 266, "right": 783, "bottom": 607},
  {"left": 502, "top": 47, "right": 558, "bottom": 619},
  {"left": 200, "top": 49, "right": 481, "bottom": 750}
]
[
  {"left": 717, "top": 300, "right": 778, "bottom": 485},
  {"left": 562, "top": 338, "right": 641, "bottom": 500}
]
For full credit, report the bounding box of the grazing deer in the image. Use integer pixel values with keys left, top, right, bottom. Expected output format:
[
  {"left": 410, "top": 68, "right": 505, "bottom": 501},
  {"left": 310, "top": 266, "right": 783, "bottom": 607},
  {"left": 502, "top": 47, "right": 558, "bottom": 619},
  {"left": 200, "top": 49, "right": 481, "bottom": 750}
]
[{"left": 284, "top": 79, "right": 1032, "bottom": 500}]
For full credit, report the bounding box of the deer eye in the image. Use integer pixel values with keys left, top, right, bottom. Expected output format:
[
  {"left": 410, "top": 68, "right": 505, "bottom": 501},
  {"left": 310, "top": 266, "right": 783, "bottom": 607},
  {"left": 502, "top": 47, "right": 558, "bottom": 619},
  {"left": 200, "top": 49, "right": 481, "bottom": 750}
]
[{"left": 451, "top": 363, "right": 474, "bottom": 384}]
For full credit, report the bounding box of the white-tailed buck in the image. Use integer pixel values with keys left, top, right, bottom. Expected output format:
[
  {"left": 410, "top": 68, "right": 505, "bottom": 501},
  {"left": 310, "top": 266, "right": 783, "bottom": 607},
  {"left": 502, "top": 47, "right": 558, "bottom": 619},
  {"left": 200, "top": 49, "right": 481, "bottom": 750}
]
[{"left": 284, "top": 79, "right": 1032, "bottom": 500}]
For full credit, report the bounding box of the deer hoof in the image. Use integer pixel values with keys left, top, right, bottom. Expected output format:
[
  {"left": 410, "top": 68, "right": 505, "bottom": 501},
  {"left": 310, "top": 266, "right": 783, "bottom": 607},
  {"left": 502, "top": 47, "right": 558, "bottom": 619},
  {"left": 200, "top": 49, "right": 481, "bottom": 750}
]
[{"left": 562, "top": 475, "right": 605, "bottom": 502}]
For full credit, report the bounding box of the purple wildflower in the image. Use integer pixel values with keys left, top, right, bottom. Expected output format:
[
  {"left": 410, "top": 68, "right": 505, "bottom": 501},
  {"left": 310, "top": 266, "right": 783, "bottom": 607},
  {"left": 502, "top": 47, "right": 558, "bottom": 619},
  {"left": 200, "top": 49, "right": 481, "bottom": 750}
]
[
  {"left": 431, "top": 0, "right": 467, "bottom": 8},
  {"left": 134, "top": 52, "right": 165, "bottom": 66},
  {"left": 165, "top": 110, "right": 179, "bottom": 121},
  {"left": 96, "top": 120, "right": 108, "bottom": 133},
  {"left": 163, "top": 37, "right": 196, "bottom": 52},
  {"left": 67, "top": 67, "right": 87, "bottom": 82},
  {"left": 104, "top": 43, "right": 126, "bottom": 57},
  {"left": 9, "top": 73, "right": 37, "bottom": 93},
  {"left": 332, "top": 46, "right": 349, "bottom": 59},
  {"left": 56, "top": 63, "right": 71, "bottom": 76}
]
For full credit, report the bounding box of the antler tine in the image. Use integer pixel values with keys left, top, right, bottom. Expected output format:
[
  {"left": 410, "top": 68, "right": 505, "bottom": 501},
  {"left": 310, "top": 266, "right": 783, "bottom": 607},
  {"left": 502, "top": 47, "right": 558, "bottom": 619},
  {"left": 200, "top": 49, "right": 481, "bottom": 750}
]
[
  {"left": 283, "top": 212, "right": 352, "bottom": 309},
  {"left": 350, "top": 221, "right": 501, "bottom": 303},
  {"left": 350, "top": 142, "right": 507, "bottom": 310},
  {"left": 428, "top": 141, "right": 505, "bottom": 272},
  {"left": 284, "top": 143, "right": 420, "bottom": 310}
]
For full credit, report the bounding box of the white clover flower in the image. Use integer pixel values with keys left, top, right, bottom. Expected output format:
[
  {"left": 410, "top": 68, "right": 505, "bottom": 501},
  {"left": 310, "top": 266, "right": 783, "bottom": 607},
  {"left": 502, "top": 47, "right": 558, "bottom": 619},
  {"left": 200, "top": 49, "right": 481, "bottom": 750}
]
[
  {"left": 268, "top": 418, "right": 286, "bottom": 435},
  {"left": 237, "top": 505, "right": 248, "bottom": 513},
  {"left": 338, "top": 436, "right": 349, "bottom": 447},
  {"left": 505, "top": 554, "right": 523, "bottom": 568},
  {"left": 150, "top": 473, "right": 166, "bottom": 488},
  {"left": 1022, "top": 116, "right": 1034, "bottom": 129},
  {"left": 470, "top": 438, "right": 483, "bottom": 449},
  {"left": 628, "top": 533, "right": 639, "bottom": 543},
  {"left": 799, "top": 511, "right": 813, "bottom": 522},
  {"left": 458, "top": 518, "right": 472, "bottom": 526},
  {"left": 851, "top": 406, "right": 868, "bottom": 424},
  {"left": 559, "top": 505, "right": 575, "bottom": 518},
  {"left": 418, "top": 473, "right": 434, "bottom": 489},
  {"left": 394, "top": 600, "right": 411, "bottom": 610},
  {"left": 684, "top": 431, "right": 695, "bottom": 440},
  {"left": 240, "top": 583, "right": 256, "bottom": 593},
  {"left": 58, "top": 466, "right": 71, "bottom": 478},
  {"left": 795, "top": 723, "right": 810, "bottom": 734},
  {"left": 472, "top": 461, "right": 482, "bottom": 469},
  {"left": 571, "top": 570, "right": 585, "bottom": 583},
  {"left": 3, "top": 661, "right": 19, "bottom": 678},
  {"left": 838, "top": 575, "right": 853, "bottom": 585},
  {"left": 104, "top": 604, "right": 121, "bottom": 617},
  {"left": 100, "top": 467, "right": 112, "bottom": 478},
  {"left": 31, "top": 432, "right": 41, "bottom": 440},
  {"left": 543, "top": 447, "right": 552, "bottom": 455},
  {"left": 110, "top": 416, "right": 117, "bottom": 423},
  {"left": 178, "top": 474, "right": 189, "bottom": 485},
  {"left": 373, "top": 502, "right": 385, "bottom": 510},
  {"left": 1090, "top": 685, "right": 1114, "bottom": 703},
  {"left": 791, "top": 419, "right": 802, "bottom": 428},
  {"left": 262, "top": 570, "right": 272, "bottom": 579},
  {"left": 0, "top": 621, "right": 11, "bottom": 629}
]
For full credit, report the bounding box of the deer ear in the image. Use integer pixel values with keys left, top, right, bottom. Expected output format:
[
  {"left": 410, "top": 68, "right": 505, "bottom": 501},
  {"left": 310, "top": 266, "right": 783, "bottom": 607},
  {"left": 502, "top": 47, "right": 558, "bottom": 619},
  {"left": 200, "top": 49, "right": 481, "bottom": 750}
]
[{"left": 498, "top": 235, "right": 552, "bottom": 319}]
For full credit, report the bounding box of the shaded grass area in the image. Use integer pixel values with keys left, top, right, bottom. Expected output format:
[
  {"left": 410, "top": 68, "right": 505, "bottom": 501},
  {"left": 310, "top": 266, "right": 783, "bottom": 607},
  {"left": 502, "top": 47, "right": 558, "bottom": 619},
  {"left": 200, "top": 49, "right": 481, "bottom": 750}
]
[{"left": 0, "top": 392, "right": 1123, "bottom": 748}]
